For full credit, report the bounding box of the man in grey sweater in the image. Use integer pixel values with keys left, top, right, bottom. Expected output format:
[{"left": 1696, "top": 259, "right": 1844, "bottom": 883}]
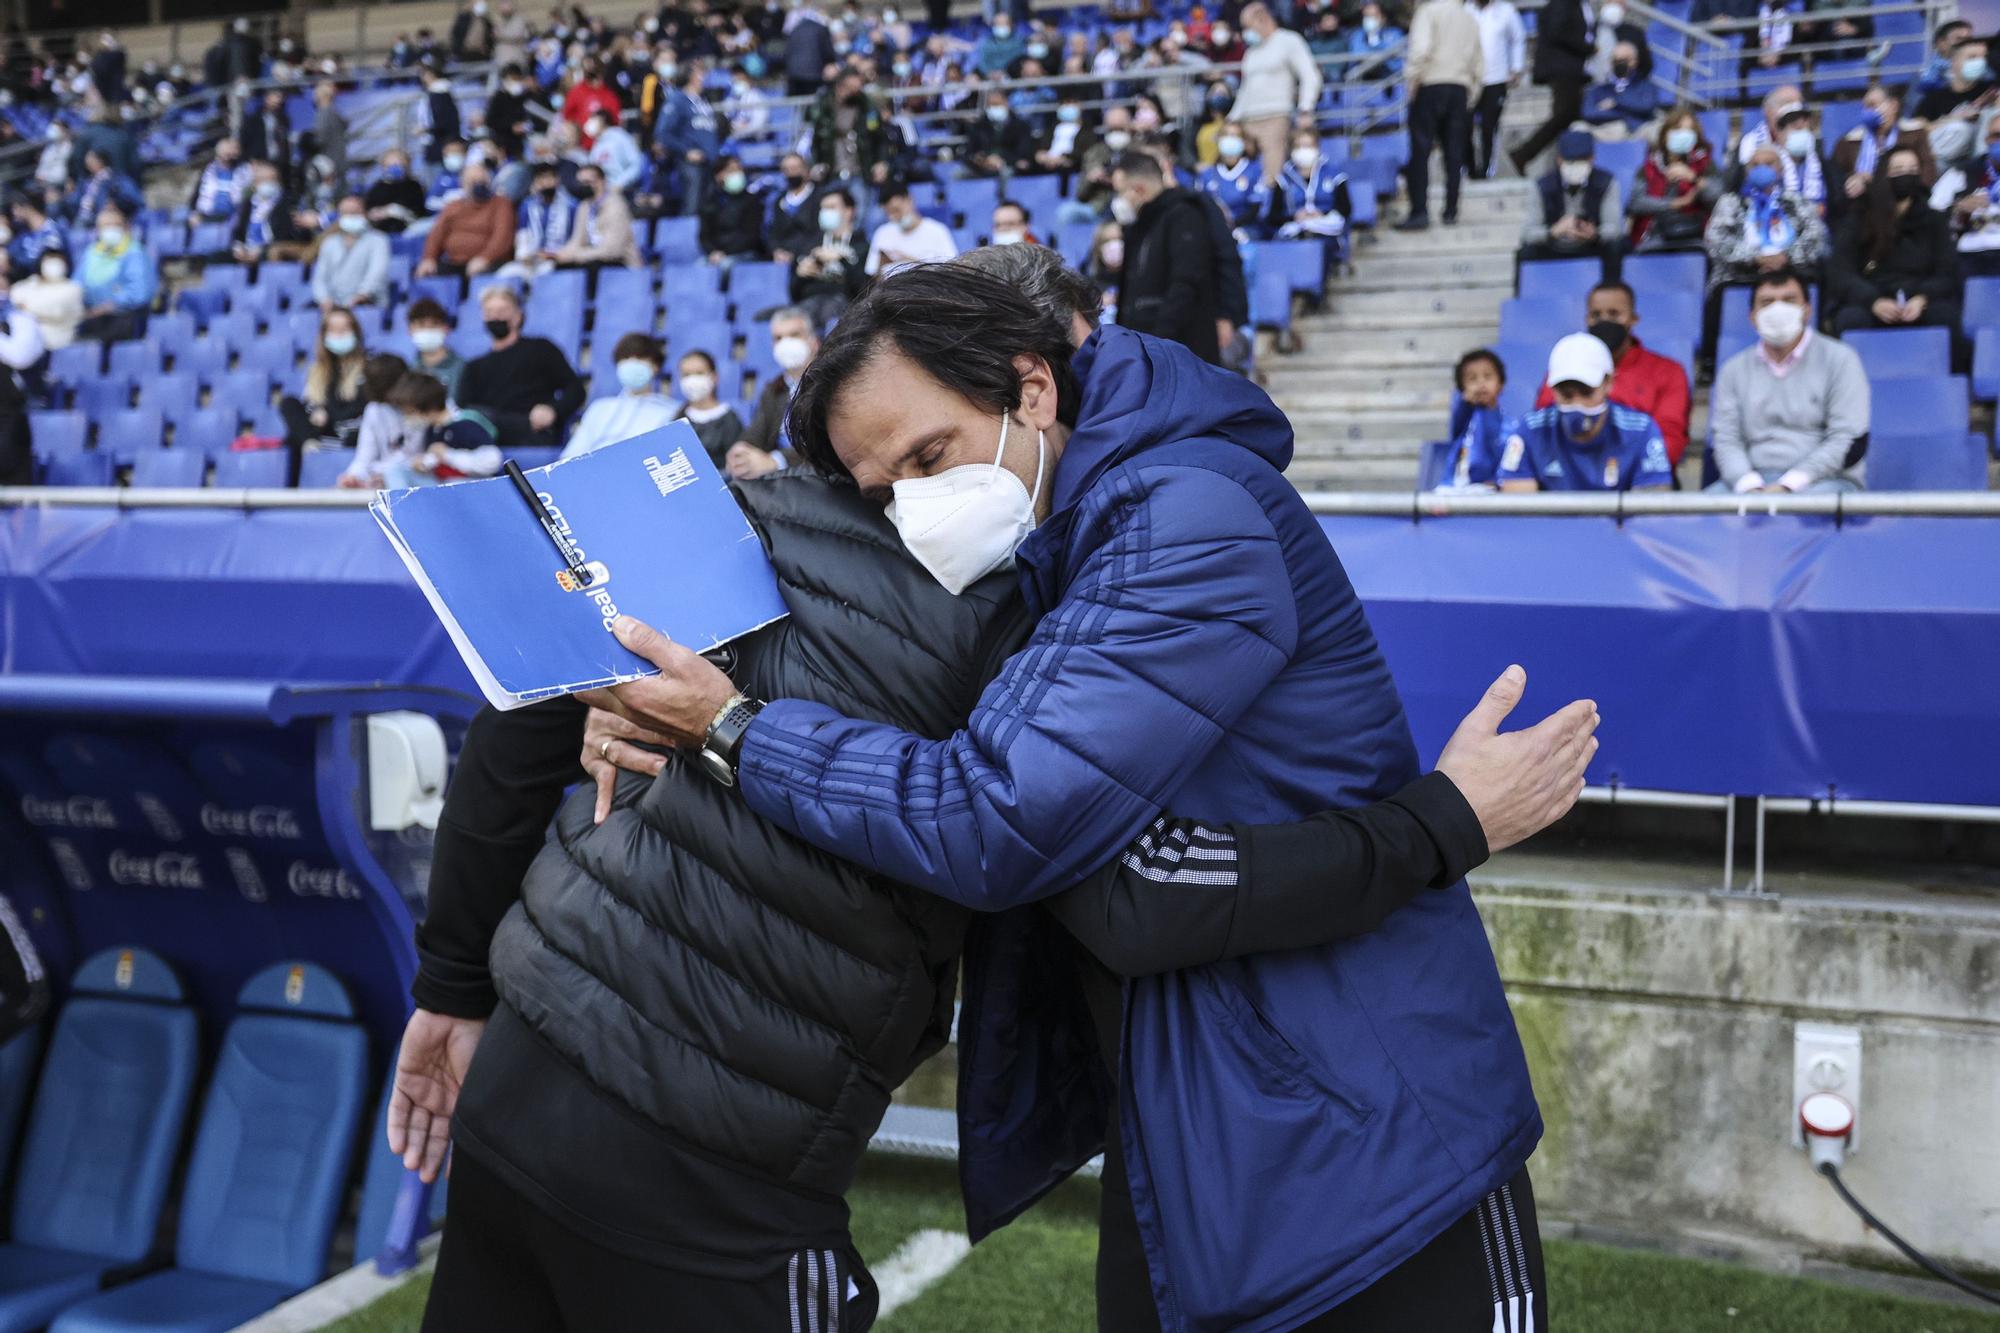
[{"left": 1709, "top": 268, "right": 1869, "bottom": 493}]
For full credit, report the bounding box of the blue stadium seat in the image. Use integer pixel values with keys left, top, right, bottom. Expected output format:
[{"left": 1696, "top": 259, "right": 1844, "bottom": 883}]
[
  {"left": 176, "top": 407, "right": 241, "bottom": 458},
  {"left": 201, "top": 263, "right": 250, "bottom": 294},
  {"left": 1742, "top": 61, "right": 1801, "bottom": 102},
  {"left": 0, "top": 1029, "right": 43, "bottom": 1204},
  {"left": 0, "top": 949, "right": 199, "bottom": 1333},
  {"left": 71, "top": 377, "right": 134, "bottom": 425},
  {"left": 1963, "top": 276, "right": 2000, "bottom": 334},
  {"left": 407, "top": 274, "right": 464, "bottom": 312},
  {"left": 1696, "top": 110, "right": 1731, "bottom": 158},
  {"left": 1868, "top": 427, "right": 1988, "bottom": 491},
  {"left": 1257, "top": 239, "right": 1328, "bottom": 297},
  {"left": 1593, "top": 140, "right": 1646, "bottom": 183},
  {"left": 711, "top": 358, "right": 744, "bottom": 403},
  {"left": 1973, "top": 327, "right": 2000, "bottom": 403},
  {"left": 504, "top": 446, "right": 563, "bottom": 470},
  {"left": 174, "top": 287, "right": 230, "bottom": 329},
  {"left": 41, "top": 451, "right": 115, "bottom": 486},
  {"left": 211, "top": 450, "right": 288, "bottom": 487},
  {"left": 1813, "top": 59, "right": 1872, "bottom": 96},
  {"left": 595, "top": 271, "right": 657, "bottom": 335},
  {"left": 944, "top": 176, "right": 1000, "bottom": 226},
  {"left": 662, "top": 264, "right": 721, "bottom": 302},
  {"left": 1416, "top": 439, "right": 1456, "bottom": 490},
  {"left": 353, "top": 1073, "right": 450, "bottom": 1265},
  {"left": 672, "top": 320, "right": 733, "bottom": 364},
  {"left": 1842, "top": 327, "right": 1950, "bottom": 381},
  {"left": 729, "top": 262, "right": 793, "bottom": 320},
  {"left": 1517, "top": 257, "right": 1601, "bottom": 305},
  {"left": 47, "top": 343, "right": 102, "bottom": 386},
  {"left": 128, "top": 448, "right": 209, "bottom": 488},
  {"left": 29, "top": 411, "right": 87, "bottom": 459},
  {"left": 48, "top": 963, "right": 369, "bottom": 1333},
  {"left": 1249, "top": 267, "right": 1293, "bottom": 331},
  {"left": 230, "top": 282, "right": 285, "bottom": 325},
  {"left": 174, "top": 340, "right": 231, "bottom": 382},
  {"left": 740, "top": 327, "right": 780, "bottom": 382},
  {"left": 1622, "top": 252, "right": 1707, "bottom": 316},
  {"left": 105, "top": 340, "right": 163, "bottom": 381},
  {"left": 1648, "top": 334, "right": 1698, "bottom": 392},
  {"left": 1054, "top": 220, "right": 1096, "bottom": 269},
  {"left": 297, "top": 449, "right": 353, "bottom": 489},
  {"left": 1009, "top": 174, "right": 1064, "bottom": 230},
  {"left": 1499, "top": 297, "right": 1576, "bottom": 348},
  {"left": 148, "top": 311, "right": 197, "bottom": 351},
  {"left": 140, "top": 376, "right": 201, "bottom": 426},
  {"left": 211, "top": 372, "right": 274, "bottom": 423},
  {"left": 211, "top": 311, "right": 262, "bottom": 355},
  {"left": 1347, "top": 177, "right": 1379, "bottom": 230},
  {"left": 187, "top": 222, "right": 233, "bottom": 257},
  {"left": 98, "top": 409, "right": 164, "bottom": 465},
  {"left": 662, "top": 290, "right": 726, "bottom": 326},
  {"left": 234, "top": 340, "right": 297, "bottom": 384},
  {"left": 468, "top": 273, "right": 527, "bottom": 308},
  {"left": 653, "top": 216, "right": 702, "bottom": 265}
]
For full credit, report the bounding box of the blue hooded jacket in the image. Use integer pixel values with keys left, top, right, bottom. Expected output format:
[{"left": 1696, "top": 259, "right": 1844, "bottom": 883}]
[{"left": 739, "top": 326, "right": 1539, "bottom": 1331}]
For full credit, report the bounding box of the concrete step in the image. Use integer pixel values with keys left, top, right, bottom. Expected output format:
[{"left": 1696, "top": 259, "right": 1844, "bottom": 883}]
[
  {"left": 1274, "top": 328, "right": 1496, "bottom": 365},
  {"left": 1263, "top": 364, "right": 1471, "bottom": 396},
  {"left": 1317, "top": 285, "right": 1509, "bottom": 318},
  {"left": 1305, "top": 309, "right": 1499, "bottom": 336},
  {"left": 1286, "top": 407, "right": 1445, "bottom": 445},
  {"left": 1330, "top": 252, "right": 1518, "bottom": 288},
  {"left": 1286, "top": 456, "right": 1423, "bottom": 491},
  {"left": 1362, "top": 217, "right": 1523, "bottom": 249},
  {"left": 1273, "top": 385, "right": 1455, "bottom": 413}
]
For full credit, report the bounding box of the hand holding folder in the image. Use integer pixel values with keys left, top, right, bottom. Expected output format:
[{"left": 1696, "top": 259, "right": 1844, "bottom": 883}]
[{"left": 372, "top": 423, "right": 789, "bottom": 710}]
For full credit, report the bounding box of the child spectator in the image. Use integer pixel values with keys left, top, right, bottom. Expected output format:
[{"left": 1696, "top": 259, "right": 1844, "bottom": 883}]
[
  {"left": 671, "top": 349, "right": 744, "bottom": 467},
  {"left": 389, "top": 371, "right": 502, "bottom": 480},
  {"left": 1440, "top": 349, "right": 1508, "bottom": 490},
  {"left": 404, "top": 297, "right": 466, "bottom": 400},
  {"left": 561, "top": 333, "right": 679, "bottom": 459},
  {"left": 338, "top": 354, "right": 428, "bottom": 487}
]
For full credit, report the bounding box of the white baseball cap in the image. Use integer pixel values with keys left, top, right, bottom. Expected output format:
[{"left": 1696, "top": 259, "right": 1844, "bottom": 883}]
[{"left": 1546, "top": 332, "right": 1616, "bottom": 388}]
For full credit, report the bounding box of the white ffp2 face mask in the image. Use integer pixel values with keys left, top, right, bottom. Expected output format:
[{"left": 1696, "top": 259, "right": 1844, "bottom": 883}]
[{"left": 887, "top": 410, "right": 1045, "bottom": 595}]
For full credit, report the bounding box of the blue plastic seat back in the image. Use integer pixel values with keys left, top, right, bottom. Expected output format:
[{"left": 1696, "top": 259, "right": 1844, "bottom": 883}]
[
  {"left": 728, "top": 261, "right": 792, "bottom": 320},
  {"left": 1498, "top": 297, "right": 1575, "bottom": 349},
  {"left": 1843, "top": 327, "right": 1950, "bottom": 381},
  {"left": 29, "top": 411, "right": 88, "bottom": 459},
  {"left": 41, "top": 452, "right": 116, "bottom": 487},
  {"left": 653, "top": 216, "right": 702, "bottom": 264},
  {"left": 1868, "top": 428, "right": 1988, "bottom": 491},
  {"left": 0, "top": 1027, "right": 43, "bottom": 1202},
  {"left": 1416, "top": 439, "right": 1456, "bottom": 490},
  {"left": 129, "top": 448, "right": 209, "bottom": 488},
  {"left": 211, "top": 450, "right": 288, "bottom": 488},
  {"left": 13, "top": 949, "right": 199, "bottom": 1263},
  {"left": 662, "top": 263, "right": 721, "bottom": 302},
  {"left": 297, "top": 449, "right": 353, "bottom": 489},
  {"left": 1517, "top": 256, "right": 1601, "bottom": 306},
  {"left": 176, "top": 963, "right": 369, "bottom": 1289},
  {"left": 1964, "top": 276, "right": 2000, "bottom": 334},
  {"left": 99, "top": 409, "right": 166, "bottom": 466},
  {"left": 1622, "top": 252, "right": 1706, "bottom": 316},
  {"left": 177, "top": 407, "right": 243, "bottom": 459}
]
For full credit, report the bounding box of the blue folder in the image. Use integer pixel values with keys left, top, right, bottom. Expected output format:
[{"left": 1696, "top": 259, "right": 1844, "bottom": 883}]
[{"left": 372, "top": 423, "right": 788, "bottom": 709}]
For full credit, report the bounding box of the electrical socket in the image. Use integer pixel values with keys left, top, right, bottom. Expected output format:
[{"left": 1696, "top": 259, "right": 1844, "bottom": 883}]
[{"left": 1792, "top": 1023, "right": 1862, "bottom": 1152}]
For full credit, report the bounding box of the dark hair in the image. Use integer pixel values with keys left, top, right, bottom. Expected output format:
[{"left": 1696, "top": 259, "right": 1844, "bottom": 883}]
[
  {"left": 880, "top": 183, "right": 912, "bottom": 205},
  {"left": 501, "top": 61, "right": 523, "bottom": 78},
  {"left": 1861, "top": 144, "right": 1928, "bottom": 266},
  {"left": 1455, "top": 348, "right": 1504, "bottom": 389},
  {"left": 786, "top": 265, "right": 1080, "bottom": 478},
  {"left": 406, "top": 296, "right": 451, "bottom": 326},
  {"left": 677, "top": 347, "right": 718, "bottom": 373},
  {"left": 387, "top": 371, "right": 449, "bottom": 415},
  {"left": 1952, "top": 32, "right": 1985, "bottom": 51},
  {"left": 993, "top": 198, "right": 1029, "bottom": 225},
  {"left": 952, "top": 242, "right": 1102, "bottom": 333},
  {"left": 363, "top": 353, "right": 409, "bottom": 402},
  {"left": 1750, "top": 265, "right": 1810, "bottom": 302},
  {"left": 612, "top": 331, "right": 665, "bottom": 364},
  {"left": 1941, "top": 19, "right": 1972, "bottom": 38},
  {"left": 1110, "top": 149, "right": 1164, "bottom": 184},
  {"left": 1588, "top": 279, "right": 1636, "bottom": 308},
  {"left": 822, "top": 188, "right": 855, "bottom": 210}
]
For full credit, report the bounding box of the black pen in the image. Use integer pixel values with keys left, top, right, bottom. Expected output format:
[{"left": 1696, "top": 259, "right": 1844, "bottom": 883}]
[{"left": 503, "top": 459, "right": 593, "bottom": 588}]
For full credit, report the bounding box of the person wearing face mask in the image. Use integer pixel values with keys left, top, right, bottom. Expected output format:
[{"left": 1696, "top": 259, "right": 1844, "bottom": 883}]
[
  {"left": 1827, "top": 144, "right": 1961, "bottom": 334},
  {"left": 508, "top": 161, "right": 575, "bottom": 275},
  {"left": 450, "top": 0, "right": 496, "bottom": 63},
  {"left": 484, "top": 64, "right": 535, "bottom": 161},
  {"left": 583, "top": 109, "right": 643, "bottom": 190},
  {"left": 561, "top": 59, "right": 622, "bottom": 139},
  {"left": 1829, "top": 88, "right": 1934, "bottom": 222},
  {"left": 280, "top": 307, "right": 371, "bottom": 483},
  {"left": 763, "top": 153, "right": 824, "bottom": 263},
  {"left": 863, "top": 185, "right": 958, "bottom": 274},
  {"left": 1198, "top": 123, "right": 1271, "bottom": 236},
  {"left": 1509, "top": 0, "right": 1591, "bottom": 174},
  {"left": 63, "top": 148, "right": 141, "bottom": 230},
  {"left": 416, "top": 73, "right": 464, "bottom": 171},
  {"left": 1703, "top": 143, "right": 1828, "bottom": 294},
  {"left": 234, "top": 89, "right": 292, "bottom": 182},
  {"left": 549, "top": 163, "right": 643, "bottom": 269},
  {"left": 654, "top": 62, "right": 723, "bottom": 216},
  {"left": 1734, "top": 90, "right": 1825, "bottom": 206},
  {"left": 1928, "top": 116, "right": 2000, "bottom": 276},
  {"left": 987, "top": 198, "right": 1041, "bottom": 249},
  {"left": 975, "top": 14, "right": 1025, "bottom": 74},
  {"left": 1110, "top": 151, "right": 1222, "bottom": 364},
  {"left": 1520, "top": 130, "right": 1623, "bottom": 264},
  {"left": 1630, "top": 110, "right": 1722, "bottom": 250},
  {"left": 665, "top": 348, "right": 746, "bottom": 465},
  {"left": 1268, "top": 129, "right": 1353, "bottom": 267},
  {"left": 789, "top": 188, "right": 867, "bottom": 326},
  {"left": 1581, "top": 39, "right": 1660, "bottom": 137},
  {"left": 725, "top": 306, "right": 820, "bottom": 479},
  {"left": 1400, "top": 0, "right": 1482, "bottom": 231},
  {"left": 311, "top": 194, "right": 390, "bottom": 311},
  {"left": 1532, "top": 281, "right": 1691, "bottom": 465},
  {"left": 560, "top": 332, "right": 680, "bottom": 459},
  {"left": 401, "top": 298, "right": 467, "bottom": 400},
  {"left": 190, "top": 138, "right": 251, "bottom": 222},
  {"left": 455, "top": 285, "right": 586, "bottom": 446},
  {"left": 419, "top": 161, "right": 518, "bottom": 277},
  {"left": 1035, "top": 95, "right": 1097, "bottom": 183},
  {"left": 727, "top": 67, "right": 772, "bottom": 140},
  {"left": 1224, "top": 3, "right": 1323, "bottom": 183},
  {"left": 11, "top": 247, "right": 84, "bottom": 350},
  {"left": 426, "top": 140, "right": 471, "bottom": 212},
  {"left": 364, "top": 149, "right": 428, "bottom": 234},
  {"left": 1915, "top": 35, "right": 1999, "bottom": 124},
  {"left": 698, "top": 153, "right": 768, "bottom": 265},
  {"left": 230, "top": 160, "right": 307, "bottom": 265},
  {"left": 963, "top": 88, "right": 1036, "bottom": 177},
  {"left": 1710, "top": 266, "right": 1867, "bottom": 493},
  {"left": 1499, "top": 333, "right": 1673, "bottom": 492},
  {"left": 1343, "top": 0, "right": 1406, "bottom": 71}
]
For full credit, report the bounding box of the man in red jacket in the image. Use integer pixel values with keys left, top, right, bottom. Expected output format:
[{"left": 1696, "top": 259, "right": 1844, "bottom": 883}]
[{"left": 1534, "top": 280, "right": 1692, "bottom": 466}]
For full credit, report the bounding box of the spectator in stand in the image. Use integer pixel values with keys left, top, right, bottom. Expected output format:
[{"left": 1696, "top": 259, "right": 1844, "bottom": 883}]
[
  {"left": 865, "top": 185, "right": 957, "bottom": 275},
  {"left": 1036, "top": 95, "right": 1097, "bottom": 181},
  {"left": 426, "top": 141, "right": 469, "bottom": 213},
  {"left": 976, "top": 15, "right": 1025, "bottom": 75},
  {"left": 12, "top": 247, "right": 83, "bottom": 350},
  {"left": 563, "top": 59, "right": 623, "bottom": 139},
  {"left": 1087, "top": 219, "right": 1124, "bottom": 310},
  {"left": 1439, "top": 348, "right": 1508, "bottom": 489},
  {"left": 191, "top": 138, "right": 250, "bottom": 222},
  {"left": 765, "top": 153, "right": 822, "bottom": 263},
  {"left": 1532, "top": 281, "right": 1691, "bottom": 466},
  {"left": 1910, "top": 20, "right": 1972, "bottom": 102},
  {"left": 74, "top": 105, "right": 140, "bottom": 184},
  {"left": 670, "top": 349, "right": 744, "bottom": 466},
  {"left": 1704, "top": 142, "right": 1828, "bottom": 293},
  {"left": 0, "top": 270, "right": 41, "bottom": 485},
  {"left": 35, "top": 122, "right": 71, "bottom": 198},
  {"left": 583, "top": 109, "right": 642, "bottom": 192},
  {"left": 391, "top": 371, "right": 503, "bottom": 479},
  {"left": 312, "top": 194, "right": 390, "bottom": 311},
  {"left": 337, "top": 354, "right": 428, "bottom": 489},
  {"left": 654, "top": 63, "right": 722, "bottom": 217},
  {"left": 1111, "top": 151, "right": 1222, "bottom": 364},
  {"left": 1269, "top": 128, "right": 1352, "bottom": 260},
  {"left": 65, "top": 149, "right": 140, "bottom": 227},
  {"left": 232, "top": 160, "right": 308, "bottom": 264},
  {"left": 312, "top": 78, "right": 349, "bottom": 186},
  {"left": 1469, "top": 0, "right": 1526, "bottom": 181},
  {"left": 729, "top": 305, "right": 817, "bottom": 477},
  {"left": 1736, "top": 90, "right": 1825, "bottom": 206},
  {"left": 1201, "top": 18, "right": 1245, "bottom": 65},
  {"left": 1742, "top": 0, "right": 1799, "bottom": 82},
  {"left": 1521, "top": 131, "right": 1623, "bottom": 266},
  {"left": 1500, "top": 333, "right": 1673, "bottom": 491},
  {"left": 990, "top": 199, "right": 1039, "bottom": 246},
  {"left": 418, "top": 69, "right": 463, "bottom": 168},
  {"left": 790, "top": 188, "right": 865, "bottom": 326},
  {"left": 238, "top": 89, "right": 291, "bottom": 182},
  {"left": 450, "top": 0, "right": 495, "bottom": 64},
  {"left": 281, "top": 306, "right": 369, "bottom": 482},
  {"left": 1931, "top": 115, "right": 2000, "bottom": 276},
  {"left": 405, "top": 297, "right": 466, "bottom": 400},
  {"left": 225, "top": 16, "right": 263, "bottom": 82},
  {"left": 1582, "top": 41, "right": 1659, "bottom": 137},
  {"left": 1511, "top": 0, "right": 1591, "bottom": 173},
  {"left": 88, "top": 30, "right": 126, "bottom": 105},
  {"left": 1231, "top": 4, "right": 1324, "bottom": 185},
  {"left": 783, "top": 2, "right": 838, "bottom": 99},
  {"left": 510, "top": 161, "right": 575, "bottom": 276},
  {"left": 1629, "top": 109, "right": 1722, "bottom": 250},
  {"left": 1811, "top": 0, "right": 1874, "bottom": 62},
  {"left": 494, "top": 3, "right": 532, "bottom": 71},
  {"left": 1199, "top": 124, "right": 1269, "bottom": 237},
  {"left": 1346, "top": 2, "right": 1407, "bottom": 77},
  {"left": 807, "top": 69, "right": 893, "bottom": 190},
  {"left": 1709, "top": 267, "right": 1866, "bottom": 493},
  {"left": 699, "top": 155, "right": 766, "bottom": 264},
  {"left": 7, "top": 197, "right": 64, "bottom": 274},
  {"left": 486, "top": 66, "right": 534, "bottom": 162},
  {"left": 553, "top": 162, "right": 642, "bottom": 269},
  {"left": 1827, "top": 145, "right": 1960, "bottom": 333},
  {"left": 963, "top": 88, "right": 1037, "bottom": 177},
  {"left": 1913, "top": 35, "right": 1996, "bottom": 125},
  {"left": 729, "top": 66, "right": 772, "bottom": 141},
  {"left": 419, "top": 160, "right": 516, "bottom": 277},
  {"left": 1830, "top": 86, "right": 1934, "bottom": 222},
  {"left": 1401, "top": 0, "right": 1482, "bottom": 232},
  {"left": 366, "top": 148, "right": 428, "bottom": 235},
  {"left": 457, "top": 286, "right": 584, "bottom": 446},
  {"left": 562, "top": 332, "right": 679, "bottom": 459}
]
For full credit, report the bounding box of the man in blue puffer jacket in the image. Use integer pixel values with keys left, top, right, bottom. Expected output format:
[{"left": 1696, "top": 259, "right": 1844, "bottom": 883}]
[{"left": 590, "top": 266, "right": 1548, "bottom": 1332}]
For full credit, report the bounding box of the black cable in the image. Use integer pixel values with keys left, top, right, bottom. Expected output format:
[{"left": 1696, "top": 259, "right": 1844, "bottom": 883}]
[{"left": 1818, "top": 1163, "right": 2000, "bottom": 1307}]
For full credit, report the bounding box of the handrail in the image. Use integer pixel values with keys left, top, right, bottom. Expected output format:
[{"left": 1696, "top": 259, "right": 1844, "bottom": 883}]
[{"left": 2, "top": 487, "right": 1994, "bottom": 514}]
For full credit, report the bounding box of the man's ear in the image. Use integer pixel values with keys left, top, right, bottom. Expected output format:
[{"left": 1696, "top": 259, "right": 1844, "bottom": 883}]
[{"left": 1012, "top": 354, "right": 1058, "bottom": 431}]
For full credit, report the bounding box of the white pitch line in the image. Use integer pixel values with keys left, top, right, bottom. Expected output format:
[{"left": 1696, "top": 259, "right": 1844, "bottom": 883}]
[{"left": 875, "top": 1228, "right": 973, "bottom": 1321}]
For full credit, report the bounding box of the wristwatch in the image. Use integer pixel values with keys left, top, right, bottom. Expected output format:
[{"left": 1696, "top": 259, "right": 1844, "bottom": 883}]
[{"left": 697, "top": 692, "right": 764, "bottom": 788}]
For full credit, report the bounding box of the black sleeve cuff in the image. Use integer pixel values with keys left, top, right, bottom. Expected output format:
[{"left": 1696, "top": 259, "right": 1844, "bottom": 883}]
[
  {"left": 411, "top": 948, "right": 500, "bottom": 1020},
  {"left": 1394, "top": 770, "right": 1490, "bottom": 887}
]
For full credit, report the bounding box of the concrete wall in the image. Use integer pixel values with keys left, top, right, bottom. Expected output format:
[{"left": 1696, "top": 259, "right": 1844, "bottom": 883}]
[{"left": 1476, "top": 861, "right": 2000, "bottom": 1274}]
